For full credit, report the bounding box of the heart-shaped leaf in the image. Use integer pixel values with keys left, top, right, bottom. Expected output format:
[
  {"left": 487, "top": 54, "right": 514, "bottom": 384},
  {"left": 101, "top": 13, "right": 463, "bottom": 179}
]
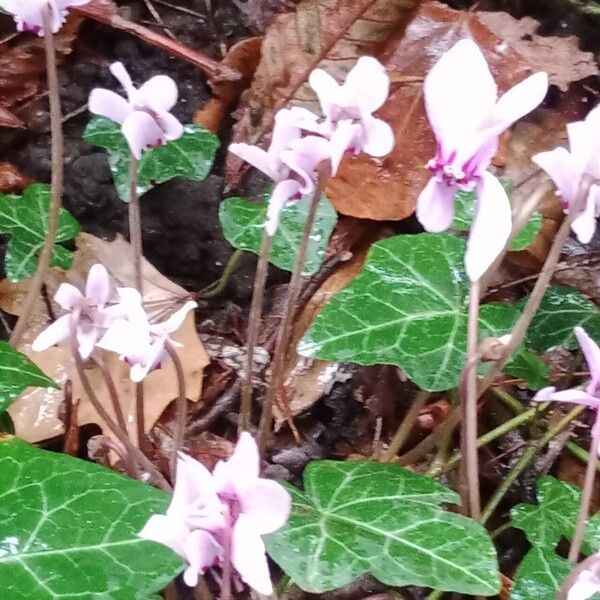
[
  {"left": 0, "top": 184, "right": 80, "bottom": 281},
  {"left": 0, "top": 438, "right": 182, "bottom": 598},
  {"left": 0, "top": 342, "right": 56, "bottom": 412},
  {"left": 219, "top": 195, "right": 337, "bottom": 275},
  {"left": 265, "top": 460, "right": 500, "bottom": 595},
  {"left": 83, "top": 117, "right": 219, "bottom": 202},
  {"left": 511, "top": 547, "right": 571, "bottom": 600},
  {"left": 520, "top": 285, "right": 600, "bottom": 351}
]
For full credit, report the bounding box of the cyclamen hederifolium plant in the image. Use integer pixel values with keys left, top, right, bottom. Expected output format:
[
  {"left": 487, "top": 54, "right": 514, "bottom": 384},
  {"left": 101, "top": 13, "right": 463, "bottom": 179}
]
[{"left": 0, "top": 0, "right": 600, "bottom": 599}]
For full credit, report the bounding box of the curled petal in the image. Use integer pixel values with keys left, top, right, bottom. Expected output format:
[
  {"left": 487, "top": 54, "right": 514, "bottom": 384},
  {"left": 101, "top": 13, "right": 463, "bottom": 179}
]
[
  {"left": 76, "top": 324, "right": 99, "bottom": 360},
  {"left": 532, "top": 147, "right": 580, "bottom": 205},
  {"left": 31, "top": 314, "right": 72, "bottom": 352},
  {"left": 542, "top": 388, "right": 600, "bottom": 408},
  {"left": 344, "top": 56, "right": 389, "bottom": 113},
  {"left": 155, "top": 300, "right": 197, "bottom": 335},
  {"left": 567, "top": 570, "right": 600, "bottom": 600},
  {"left": 362, "top": 115, "right": 395, "bottom": 158},
  {"left": 88, "top": 89, "right": 130, "bottom": 125},
  {"left": 466, "top": 171, "right": 512, "bottom": 281},
  {"left": 327, "top": 120, "right": 360, "bottom": 176},
  {"left": 138, "top": 75, "right": 178, "bottom": 111},
  {"left": 54, "top": 283, "right": 83, "bottom": 311},
  {"left": 282, "top": 135, "right": 331, "bottom": 192},
  {"left": 574, "top": 327, "right": 600, "bottom": 394},
  {"left": 308, "top": 68, "right": 341, "bottom": 120},
  {"left": 129, "top": 342, "right": 167, "bottom": 382},
  {"left": 240, "top": 478, "right": 291, "bottom": 535},
  {"left": 214, "top": 431, "right": 260, "bottom": 495},
  {"left": 155, "top": 109, "right": 184, "bottom": 141},
  {"left": 571, "top": 188, "right": 598, "bottom": 244},
  {"left": 85, "top": 263, "right": 111, "bottom": 306},
  {"left": 270, "top": 109, "right": 304, "bottom": 158},
  {"left": 182, "top": 530, "right": 222, "bottom": 588},
  {"left": 96, "top": 319, "right": 140, "bottom": 358},
  {"left": 110, "top": 62, "right": 135, "bottom": 98},
  {"left": 264, "top": 179, "right": 302, "bottom": 236},
  {"left": 231, "top": 514, "right": 273, "bottom": 595},
  {"left": 121, "top": 111, "right": 165, "bottom": 160},
  {"left": 533, "top": 386, "right": 557, "bottom": 402},
  {"left": 228, "top": 143, "right": 280, "bottom": 181},
  {"left": 138, "top": 513, "right": 189, "bottom": 558},
  {"left": 416, "top": 178, "right": 456, "bottom": 232}
]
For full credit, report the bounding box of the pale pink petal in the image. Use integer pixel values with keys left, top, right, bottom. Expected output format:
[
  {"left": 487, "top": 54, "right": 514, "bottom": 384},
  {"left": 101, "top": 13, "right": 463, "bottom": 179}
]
[
  {"left": 240, "top": 479, "right": 291, "bottom": 534},
  {"left": 282, "top": 135, "right": 331, "bottom": 192},
  {"left": 532, "top": 147, "right": 580, "bottom": 204},
  {"left": 129, "top": 342, "right": 167, "bottom": 382},
  {"left": 110, "top": 62, "right": 135, "bottom": 98},
  {"left": 54, "top": 283, "right": 83, "bottom": 311},
  {"left": 182, "top": 530, "right": 222, "bottom": 587},
  {"left": 285, "top": 106, "right": 327, "bottom": 136},
  {"left": 13, "top": 0, "right": 48, "bottom": 33},
  {"left": 88, "top": 89, "right": 130, "bottom": 125},
  {"left": 122, "top": 111, "right": 165, "bottom": 160},
  {"left": 308, "top": 68, "right": 341, "bottom": 120},
  {"left": 544, "top": 389, "right": 600, "bottom": 408},
  {"left": 155, "top": 301, "right": 197, "bottom": 334},
  {"left": 138, "top": 75, "right": 178, "bottom": 111},
  {"left": 344, "top": 56, "right": 389, "bottom": 113},
  {"left": 228, "top": 143, "right": 280, "bottom": 181},
  {"left": 76, "top": 324, "right": 99, "bottom": 360},
  {"left": 138, "top": 514, "right": 188, "bottom": 558},
  {"left": 533, "top": 386, "right": 557, "bottom": 402},
  {"left": 488, "top": 72, "right": 548, "bottom": 134},
  {"left": 424, "top": 39, "right": 496, "bottom": 155},
  {"left": 85, "top": 264, "right": 110, "bottom": 306},
  {"left": 362, "top": 115, "right": 395, "bottom": 158},
  {"left": 231, "top": 514, "right": 273, "bottom": 595},
  {"left": 264, "top": 179, "right": 302, "bottom": 236},
  {"left": 568, "top": 571, "right": 600, "bottom": 600},
  {"left": 415, "top": 178, "right": 456, "bottom": 232},
  {"left": 571, "top": 190, "right": 597, "bottom": 244},
  {"left": 31, "top": 314, "right": 72, "bottom": 352},
  {"left": 327, "top": 120, "right": 360, "bottom": 176},
  {"left": 155, "top": 109, "right": 184, "bottom": 141},
  {"left": 270, "top": 109, "right": 303, "bottom": 159},
  {"left": 465, "top": 171, "right": 512, "bottom": 281},
  {"left": 56, "top": 0, "right": 92, "bottom": 7},
  {"left": 574, "top": 327, "right": 600, "bottom": 394},
  {"left": 96, "top": 319, "right": 139, "bottom": 357},
  {"left": 213, "top": 431, "right": 260, "bottom": 496}
]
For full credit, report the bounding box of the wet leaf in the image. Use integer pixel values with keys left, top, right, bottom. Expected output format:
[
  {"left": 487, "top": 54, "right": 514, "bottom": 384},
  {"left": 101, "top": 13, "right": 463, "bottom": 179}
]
[
  {"left": 520, "top": 286, "right": 600, "bottom": 351},
  {"left": 0, "top": 342, "right": 56, "bottom": 412},
  {"left": 504, "top": 349, "right": 549, "bottom": 390},
  {"left": 265, "top": 460, "right": 500, "bottom": 595},
  {"left": 511, "top": 547, "right": 570, "bottom": 600},
  {"left": 0, "top": 437, "right": 182, "bottom": 598},
  {"left": 83, "top": 118, "right": 219, "bottom": 202},
  {"left": 0, "top": 184, "right": 80, "bottom": 281},
  {"left": 219, "top": 194, "right": 337, "bottom": 275}
]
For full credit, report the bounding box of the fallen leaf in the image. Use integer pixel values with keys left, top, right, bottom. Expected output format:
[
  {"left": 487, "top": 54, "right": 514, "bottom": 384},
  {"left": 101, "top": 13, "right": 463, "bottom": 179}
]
[
  {"left": 233, "top": 0, "right": 299, "bottom": 34},
  {"left": 5, "top": 233, "right": 209, "bottom": 444},
  {"left": 476, "top": 12, "right": 598, "bottom": 92},
  {"left": 0, "top": 163, "right": 32, "bottom": 193},
  {"left": 0, "top": 106, "right": 24, "bottom": 129}
]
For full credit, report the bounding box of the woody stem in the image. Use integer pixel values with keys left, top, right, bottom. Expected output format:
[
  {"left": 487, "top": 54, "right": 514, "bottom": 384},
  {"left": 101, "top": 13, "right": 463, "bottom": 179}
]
[{"left": 165, "top": 343, "right": 187, "bottom": 483}]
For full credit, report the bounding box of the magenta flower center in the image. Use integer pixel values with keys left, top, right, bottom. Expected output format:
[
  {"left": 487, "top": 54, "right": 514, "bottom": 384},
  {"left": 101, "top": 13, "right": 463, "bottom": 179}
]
[
  {"left": 427, "top": 145, "right": 479, "bottom": 191},
  {"left": 22, "top": 22, "right": 42, "bottom": 35}
]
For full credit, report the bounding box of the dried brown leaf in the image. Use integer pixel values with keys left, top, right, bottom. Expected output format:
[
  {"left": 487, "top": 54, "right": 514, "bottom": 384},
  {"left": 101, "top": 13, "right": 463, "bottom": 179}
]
[
  {"left": 477, "top": 12, "right": 598, "bottom": 92},
  {"left": 5, "top": 233, "right": 209, "bottom": 445},
  {"left": 0, "top": 162, "right": 32, "bottom": 192}
]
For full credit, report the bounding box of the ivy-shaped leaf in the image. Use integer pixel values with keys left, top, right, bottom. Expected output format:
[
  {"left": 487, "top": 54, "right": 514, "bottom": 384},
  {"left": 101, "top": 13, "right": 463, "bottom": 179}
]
[
  {"left": 511, "top": 547, "right": 571, "bottom": 600},
  {"left": 83, "top": 117, "right": 220, "bottom": 202},
  {"left": 219, "top": 195, "right": 337, "bottom": 275},
  {"left": 0, "top": 438, "right": 182, "bottom": 599},
  {"left": 0, "top": 342, "right": 56, "bottom": 412},
  {"left": 0, "top": 184, "right": 80, "bottom": 281},
  {"left": 265, "top": 460, "right": 500, "bottom": 595},
  {"left": 521, "top": 285, "right": 600, "bottom": 351},
  {"left": 453, "top": 190, "right": 542, "bottom": 251}
]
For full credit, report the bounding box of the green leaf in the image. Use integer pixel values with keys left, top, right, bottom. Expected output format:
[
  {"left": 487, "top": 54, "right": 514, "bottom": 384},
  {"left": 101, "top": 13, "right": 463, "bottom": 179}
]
[
  {"left": 453, "top": 190, "right": 542, "bottom": 251},
  {"left": 219, "top": 195, "right": 337, "bottom": 275},
  {"left": 83, "top": 117, "right": 220, "bottom": 202},
  {"left": 505, "top": 349, "right": 549, "bottom": 390},
  {"left": 0, "top": 184, "right": 80, "bottom": 281},
  {"left": 265, "top": 460, "right": 500, "bottom": 595},
  {"left": 0, "top": 438, "right": 182, "bottom": 599},
  {"left": 511, "top": 547, "right": 571, "bottom": 600},
  {"left": 0, "top": 342, "right": 56, "bottom": 412},
  {"left": 521, "top": 286, "right": 600, "bottom": 351}
]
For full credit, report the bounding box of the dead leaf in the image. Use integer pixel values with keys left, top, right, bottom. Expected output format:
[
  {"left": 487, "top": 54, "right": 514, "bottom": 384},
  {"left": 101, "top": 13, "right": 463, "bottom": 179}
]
[
  {"left": 226, "top": 0, "right": 423, "bottom": 186},
  {"left": 0, "top": 106, "right": 24, "bottom": 129},
  {"left": 5, "top": 233, "right": 209, "bottom": 444},
  {"left": 477, "top": 12, "right": 598, "bottom": 92},
  {"left": 0, "top": 163, "right": 32, "bottom": 193}
]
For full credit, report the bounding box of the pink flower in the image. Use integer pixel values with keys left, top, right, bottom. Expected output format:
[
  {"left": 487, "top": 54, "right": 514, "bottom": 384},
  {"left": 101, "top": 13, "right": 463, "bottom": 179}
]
[
  {"left": 533, "top": 105, "right": 600, "bottom": 244},
  {"left": 89, "top": 62, "right": 184, "bottom": 160},
  {"left": 534, "top": 327, "right": 600, "bottom": 431},
  {"left": 1, "top": 0, "right": 90, "bottom": 35},
  {"left": 308, "top": 56, "right": 394, "bottom": 173},
  {"left": 139, "top": 433, "right": 291, "bottom": 595},
  {"left": 416, "top": 39, "right": 548, "bottom": 281},
  {"left": 229, "top": 109, "right": 331, "bottom": 235},
  {"left": 567, "top": 567, "right": 600, "bottom": 600},
  {"left": 32, "top": 264, "right": 116, "bottom": 359},
  {"left": 96, "top": 292, "right": 197, "bottom": 382}
]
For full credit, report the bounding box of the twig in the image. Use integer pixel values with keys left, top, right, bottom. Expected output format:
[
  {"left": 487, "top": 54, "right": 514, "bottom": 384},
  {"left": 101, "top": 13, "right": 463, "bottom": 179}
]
[
  {"left": 381, "top": 390, "right": 430, "bottom": 461},
  {"left": 200, "top": 249, "right": 244, "bottom": 299},
  {"left": 10, "top": 8, "right": 64, "bottom": 348},
  {"left": 141, "top": 0, "right": 177, "bottom": 40},
  {"left": 166, "top": 343, "right": 187, "bottom": 482},
  {"left": 257, "top": 163, "right": 331, "bottom": 454},
  {"left": 188, "top": 380, "right": 240, "bottom": 435},
  {"left": 240, "top": 233, "right": 273, "bottom": 432}
]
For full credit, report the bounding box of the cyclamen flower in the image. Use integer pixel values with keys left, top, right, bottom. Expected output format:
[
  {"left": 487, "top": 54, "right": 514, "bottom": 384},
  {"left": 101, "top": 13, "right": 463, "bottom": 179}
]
[
  {"left": 567, "top": 566, "right": 600, "bottom": 600},
  {"left": 139, "top": 432, "right": 291, "bottom": 595},
  {"left": 96, "top": 291, "right": 197, "bottom": 382},
  {"left": 308, "top": 56, "right": 394, "bottom": 172},
  {"left": 416, "top": 38, "right": 548, "bottom": 281},
  {"left": 89, "top": 62, "right": 184, "bottom": 160},
  {"left": 229, "top": 109, "right": 331, "bottom": 235},
  {"left": 533, "top": 105, "right": 600, "bottom": 244},
  {"left": 32, "top": 264, "right": 117, "bottom": 359},
  {"left": 0, "top": 0, "right": 90, "bottom": 35}
]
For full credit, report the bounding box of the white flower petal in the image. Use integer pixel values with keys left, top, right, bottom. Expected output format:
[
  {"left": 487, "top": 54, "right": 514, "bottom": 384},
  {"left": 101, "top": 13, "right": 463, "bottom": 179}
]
[
  {"left": 88, "top": 89, "right": 130, "bottom": 125},
  {"left": 121, "top": 111, "right": 165, "bottom": 160},
  {"left": 240, "top": 478, "right": 291, "bottom": 535},
  {"left": 416, "top": 177, "right": 456, "bottom": 232},
  {"left": 32, "top": 314, "right": 72, "bottom": 352},
  {"left": 85, "top": 263, "right": 111, "bottom": 306},
  {"left": 138, "top": 75, "right": 178, "bottom": 111},
  {"left": 532, "top": 147, "right": 580, "bottom": 205},
  {"left": 264, "top": 179, "right": 302, "bottom": 236},
  {"left": 344, "top": 56, "right": 389, "bottom": 113},
  {"left": 54, "top": 283, "right": 83, "bottom": 311}
]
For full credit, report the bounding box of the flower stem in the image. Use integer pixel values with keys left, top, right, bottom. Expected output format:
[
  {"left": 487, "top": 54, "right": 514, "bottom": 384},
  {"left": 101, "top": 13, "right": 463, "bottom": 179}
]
[
  {"left": 460, "top": 279, "right": 482, "bottom": 519},
  {"left": 165, "top": 343, "right": 187, "bottom": 483},
  {"left": 10, "top": 8, "right": 64, "bottom": 348},
  {"left": 220, "top": 530, "right": 232, "bottom": 600},
  {"left": 479, "top": 174, "right": 595, "bottom": 394},
  {"left": 568, "top": 415, "right": 600, "bottom": 562},
  {"left": 200, "top": 249, "right": 244, "bottom": 299},
  {"left": 257, "top": 162, "right": 331, "bottom": 454},
  {"left": 240, "top": 232, "right": 273, "bottom": 433}
]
